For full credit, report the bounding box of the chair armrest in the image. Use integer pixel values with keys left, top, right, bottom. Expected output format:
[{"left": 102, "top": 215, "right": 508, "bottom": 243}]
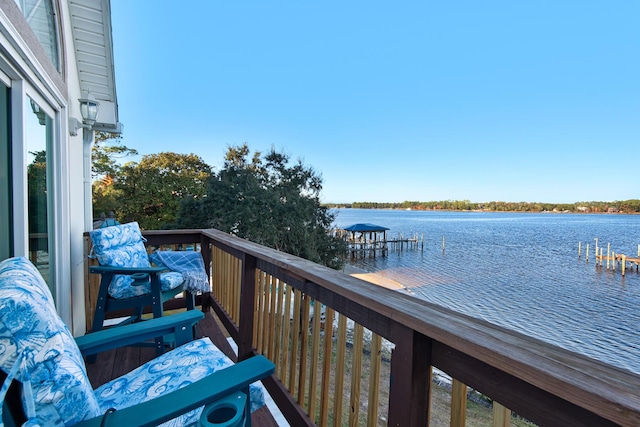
[
  {"left": 89, "top": 265, "right": 167, "bottom": 275},
  {"left": 74, "top": 355, "right": 275, "bottom": 427},
  {"left": 76, "top": 310, "right": 204, "bottom": 356}
]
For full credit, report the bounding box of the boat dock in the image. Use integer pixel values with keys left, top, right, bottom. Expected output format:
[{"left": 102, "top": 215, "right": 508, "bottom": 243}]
[
  {"left": 336, "top": 223, "right": 422, "bottom": 259},
  {"left": 579, "top": 240, "right": 640, "bottom": 276}
]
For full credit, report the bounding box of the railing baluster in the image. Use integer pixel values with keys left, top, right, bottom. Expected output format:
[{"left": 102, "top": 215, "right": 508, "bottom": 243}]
[
  {"left": 297, "top": 295, "right": 311, "bottom": 406},
  {"left": 320, "top": 307, "right": 334, "bottom": 426},
  {"left": 260, "top": 272, "right": 270, "bottom": 356},
  {"left": 333, "top": 313, "right": 347, "bottom": 427},
  {"left": 279, "top": 284, "right": 293, "bottom": 382},
  {"left": 229, "top": 255, "right": 242, "bottom": 321},
  {"left": 254, "top": 270, "right": 263, "bottom": 353},
  {"left": 349, "top": 323, "right": 364, "bottom": 427},
  {"left": 493, "top": 402, "right": 510, "bottom": 427},
  {"left": 308, "top": 299, "right": 322, "bottom": 420},
  {"left": 451, "top": 378, "right": 467, "bottom": 427},
  {"left": 368, "top": 333, "right": 382, "bottom": 425},
  {"left": 268, "top": 274, "right": 277, "bottom": 360},
  {"left": 274, "top": 277, "right": 285, "bottom": 378},
  {"left": 289, "top": 289, "right": 302, "bottom": 394}
]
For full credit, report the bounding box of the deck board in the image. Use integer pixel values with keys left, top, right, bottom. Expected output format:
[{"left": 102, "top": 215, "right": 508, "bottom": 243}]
[{"left": 85, "top": 310, "right": 279, "bottom": 426}]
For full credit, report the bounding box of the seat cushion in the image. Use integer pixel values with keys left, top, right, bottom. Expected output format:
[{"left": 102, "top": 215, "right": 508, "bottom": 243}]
[
  {"left": 93, "top": 337, "right": 266, "bottom": 426},
  {"left": 0, "top": 257, "right": 101, "bottom": 426},
  {"left": 89, "top": 222, "right": 184, "bottom": 299},
  {"left": 108, "top": 271, "right": 184, "bottom": 299}
]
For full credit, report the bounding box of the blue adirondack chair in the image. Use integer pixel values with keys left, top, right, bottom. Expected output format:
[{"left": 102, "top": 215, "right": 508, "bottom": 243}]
[
  {"left": 0, "top": 256, "right": 274, "bottom": 427},
  {"left": 88, "top": 222, "right": 208, "bottom": 340}
]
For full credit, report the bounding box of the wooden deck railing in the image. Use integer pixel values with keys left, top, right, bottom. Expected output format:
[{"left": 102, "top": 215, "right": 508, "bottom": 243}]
[{"left": 84, "top": 229, "right": 640, "bottom": 426}]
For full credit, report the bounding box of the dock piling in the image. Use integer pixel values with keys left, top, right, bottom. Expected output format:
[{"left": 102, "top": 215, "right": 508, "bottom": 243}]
[{"left": 578, "top": 241, "right": 581, "bottom": 257}]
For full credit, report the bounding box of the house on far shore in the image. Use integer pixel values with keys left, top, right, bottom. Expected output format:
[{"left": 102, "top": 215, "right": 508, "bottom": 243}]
[
  {"left": 577, "top": 206, "right": 589, "bottom": 212},
  {"left": 1, "top": 0, "right": 122, "bottom": 335}
]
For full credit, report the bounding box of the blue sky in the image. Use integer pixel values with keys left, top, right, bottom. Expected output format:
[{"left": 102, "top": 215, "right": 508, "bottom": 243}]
[{"left": 110, "top": 1, "right": 639, "bottom": 204}]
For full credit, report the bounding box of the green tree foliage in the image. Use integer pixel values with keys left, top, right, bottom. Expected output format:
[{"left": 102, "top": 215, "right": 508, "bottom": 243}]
[
  {"left": 92, "top": 132, "right": 138, "bottom": 180},
  {"left": 114, "top": 152, "right": 212, "bottom": 229},
  {"left": 27, "top": 150, "right": 47, "bottom": 234},
  {"left": 92, "top": 132, "right": 138, "bottom": 217},
  {"left": 175, "top": 144, "right": 346, "bottom": 269}
]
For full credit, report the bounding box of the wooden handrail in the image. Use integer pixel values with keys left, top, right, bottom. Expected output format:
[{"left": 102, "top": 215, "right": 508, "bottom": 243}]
[{"left": 84, "top": 228, "right": 640, "bottom": 426}]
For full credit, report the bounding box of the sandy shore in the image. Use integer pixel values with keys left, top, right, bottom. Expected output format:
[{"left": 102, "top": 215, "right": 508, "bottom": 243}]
[{"left": 342, "top": 264, "right": 412, "bottom": 293}]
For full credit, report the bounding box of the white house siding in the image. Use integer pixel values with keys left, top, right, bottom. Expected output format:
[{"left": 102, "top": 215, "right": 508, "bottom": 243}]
[{"left": 0, "top": 0, "right": 120, "bottom": 336}]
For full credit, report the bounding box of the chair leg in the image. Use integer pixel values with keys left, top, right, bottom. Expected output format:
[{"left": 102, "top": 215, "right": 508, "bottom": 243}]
[
  {"left": 185, "top": 290, "right": 195, "bottom": 310},
  {"left": 133, "top": 306, "right": 144, "bottom": 322},
  {"left": 150, "top": 274, "right": 165, "bottom": 356},
  {"left": 87, "top": 276, "right": 111, "bottom": 364}
]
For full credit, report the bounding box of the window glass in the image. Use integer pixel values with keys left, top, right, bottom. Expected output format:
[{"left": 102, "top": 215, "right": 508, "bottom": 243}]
[
  {"left": 26, "top": 97, "right": 53, "bottom": 293},
  {"left": 0, "top": 83, "right": 11, "bottom": 262},
  {"left": 15, "top": 0, "right": 60, "bottom": 71}
]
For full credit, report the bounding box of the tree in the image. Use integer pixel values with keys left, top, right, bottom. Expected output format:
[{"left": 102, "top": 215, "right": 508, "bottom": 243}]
[
  {"left": 27, "top": 150, "right": 47, "bottom": 235},
  {"left": 92, "top": 132, "right": 138, "bottom": 218},
  {"left": 114, "top": 152, "right": 212, "bottom": 229},
  {"left": 175, "top": 144, "right": 346, "bottom": 269}
]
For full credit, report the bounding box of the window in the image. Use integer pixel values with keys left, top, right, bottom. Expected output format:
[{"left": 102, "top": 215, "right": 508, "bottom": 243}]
[{"left": 14, "top": 0, "right": 61, "bottom": 71}]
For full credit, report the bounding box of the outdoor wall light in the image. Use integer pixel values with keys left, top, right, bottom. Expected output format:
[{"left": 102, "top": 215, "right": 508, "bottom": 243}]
[
  {"left": 69, "top": 90, "right": 100, "bottom": 136},
  {"left": 29, "top": 99, "right": 47, "bottom": 126}
]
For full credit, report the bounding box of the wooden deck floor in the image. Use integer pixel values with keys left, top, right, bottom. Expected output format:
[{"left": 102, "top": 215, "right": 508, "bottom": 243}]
[{"left": 85, "top": 310, "right": 279, "bottom": 426}]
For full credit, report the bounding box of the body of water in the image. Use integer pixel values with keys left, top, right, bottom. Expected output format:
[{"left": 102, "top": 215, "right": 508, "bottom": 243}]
[{"left": 333, "top": 209, "right": 640, "bottom": 375}]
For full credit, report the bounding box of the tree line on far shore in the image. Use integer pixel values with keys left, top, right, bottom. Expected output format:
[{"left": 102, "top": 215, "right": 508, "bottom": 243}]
[{"left": 329, "top": 200, "right": 640, "bottom": 213}]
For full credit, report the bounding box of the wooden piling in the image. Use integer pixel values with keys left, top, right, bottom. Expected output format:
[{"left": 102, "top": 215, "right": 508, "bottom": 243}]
[
  {"left": 612, "top": 252, "right": 615, "bottom": 271},
  {"left": 578, "top": 242, "right": 581, "bottom": 257},
  {"left": 586, "top": 244, "right": 589, "bottom": 262}
]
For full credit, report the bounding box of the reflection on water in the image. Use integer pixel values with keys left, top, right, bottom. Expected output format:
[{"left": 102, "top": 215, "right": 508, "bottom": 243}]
[{"left": 334, "top": 209, "right": 640, "bottom": 374}]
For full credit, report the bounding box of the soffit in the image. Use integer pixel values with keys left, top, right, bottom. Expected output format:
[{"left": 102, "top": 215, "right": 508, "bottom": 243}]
[{"left": 68, "top": 0, "right": 120, "bottom": 132}]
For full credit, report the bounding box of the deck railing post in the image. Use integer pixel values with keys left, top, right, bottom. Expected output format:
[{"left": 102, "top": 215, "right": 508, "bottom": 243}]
[
  {"left": 200, "top": 234, "right": 212, "bottom": 312},
  {"left": 387, "top": 324, "right": 432, "bottom": 426},
  {"left": 238, "top": 253, "right": 257, "bottom": 362}
]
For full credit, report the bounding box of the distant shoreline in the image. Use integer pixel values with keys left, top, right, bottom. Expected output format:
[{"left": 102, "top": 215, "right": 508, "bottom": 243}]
[{"left": 326, "top": 205, "right": 640, "bottom": 215}]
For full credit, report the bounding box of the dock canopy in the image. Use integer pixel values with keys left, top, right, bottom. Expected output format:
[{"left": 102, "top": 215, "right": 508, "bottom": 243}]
[{"left": 341, "top": 223, "right": 389, "bottom": 232}]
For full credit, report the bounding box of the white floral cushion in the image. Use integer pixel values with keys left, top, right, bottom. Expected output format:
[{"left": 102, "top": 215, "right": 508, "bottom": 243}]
[
  {"left": 0, "top": 257, "right": 101, "bottom": 426},
  {"left": 94, "top": 337, "right": 266, "bottom": 426},
  {"left": 89, "top": 222, "right": 184, "bottom": 299}
]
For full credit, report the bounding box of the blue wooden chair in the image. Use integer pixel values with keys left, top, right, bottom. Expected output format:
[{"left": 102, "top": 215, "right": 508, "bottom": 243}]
[
  {"left": 0, "top": 256, "right": 274, "bottom": 427},
  {"left": 88, "top": 222, "right": 206, "bottom": 340}
]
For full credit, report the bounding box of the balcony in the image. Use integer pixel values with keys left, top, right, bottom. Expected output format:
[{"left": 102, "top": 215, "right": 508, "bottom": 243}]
[{"left": 83, "top": 228, "right": 640, "bottom": 426}]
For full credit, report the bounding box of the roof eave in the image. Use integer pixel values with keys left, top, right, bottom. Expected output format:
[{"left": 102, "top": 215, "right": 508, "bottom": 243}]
[{"left": 69, "top": 0, "right": 122, "bottom": 134}]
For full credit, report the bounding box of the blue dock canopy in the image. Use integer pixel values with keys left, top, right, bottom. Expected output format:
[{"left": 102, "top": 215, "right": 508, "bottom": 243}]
[{"left": 341, "top": 223, "right": 389, "bottom": 232}]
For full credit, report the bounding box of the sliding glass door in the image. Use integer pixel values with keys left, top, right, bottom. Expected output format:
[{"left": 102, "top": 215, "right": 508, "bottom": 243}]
[{"left": 0, "top": 82, "right": 10, "bottom": 262}]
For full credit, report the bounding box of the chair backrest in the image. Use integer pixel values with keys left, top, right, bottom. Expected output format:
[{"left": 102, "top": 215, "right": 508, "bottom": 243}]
[
  {"left": 0, "top": 257, "right": 101, "bottom": 426},
  {"left": 89, "top": 222, "right": 153, "bottom": 299},
  {"left": 89, "top": 221, "right": 150, "bottom": 268}
]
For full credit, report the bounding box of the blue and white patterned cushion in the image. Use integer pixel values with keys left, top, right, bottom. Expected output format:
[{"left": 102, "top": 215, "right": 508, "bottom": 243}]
[
  {"left": 89, "top": 222, "right": 184, "bottom": 299},
  {"left": 0, "top": 257, "right": 101, "bottom": 426},
  {"left": 94, "top": 337, "right": 266, "bottom": 426}
]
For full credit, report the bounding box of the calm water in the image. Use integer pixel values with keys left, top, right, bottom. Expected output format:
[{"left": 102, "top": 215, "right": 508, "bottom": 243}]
[{"left": 333, "top": 209, "right": 640, "bottom": 375}]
